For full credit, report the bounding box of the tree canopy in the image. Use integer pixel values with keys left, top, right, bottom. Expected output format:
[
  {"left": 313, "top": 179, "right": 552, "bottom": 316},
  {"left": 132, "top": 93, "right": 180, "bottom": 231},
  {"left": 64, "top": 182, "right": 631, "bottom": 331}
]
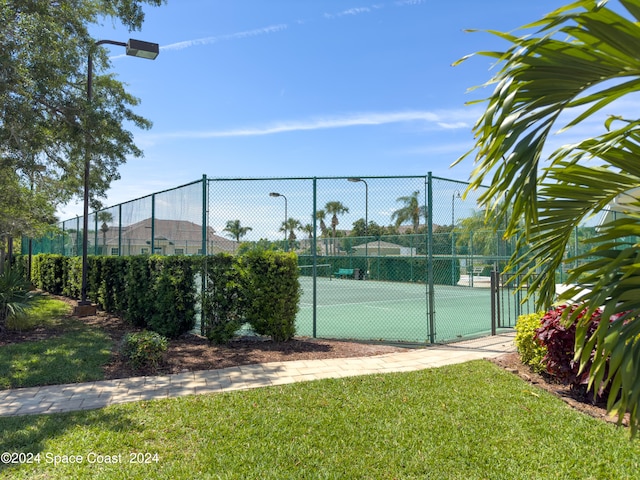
[{"left": 1, "top": 0, "right": 165, "bottom": 240}]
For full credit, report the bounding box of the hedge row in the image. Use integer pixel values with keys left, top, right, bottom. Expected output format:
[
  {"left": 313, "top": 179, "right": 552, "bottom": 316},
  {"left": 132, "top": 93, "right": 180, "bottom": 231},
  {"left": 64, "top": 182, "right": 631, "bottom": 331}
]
[
  {"left": 202, "top": 251, "right": 300, "bottom": 343},
  {"left": 24, "top": 252, "right": 300, "bottom": 341}
]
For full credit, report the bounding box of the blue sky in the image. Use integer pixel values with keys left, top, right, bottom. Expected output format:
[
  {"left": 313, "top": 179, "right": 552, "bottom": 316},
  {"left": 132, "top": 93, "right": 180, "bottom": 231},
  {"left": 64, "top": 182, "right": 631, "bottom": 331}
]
[{"left": 57, "top": 0, "right": 627, "bottom": 233}]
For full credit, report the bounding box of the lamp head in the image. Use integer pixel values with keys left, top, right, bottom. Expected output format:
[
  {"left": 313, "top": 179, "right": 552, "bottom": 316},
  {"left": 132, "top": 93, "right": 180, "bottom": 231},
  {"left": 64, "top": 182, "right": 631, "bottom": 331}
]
[
  {"left": 126, "top": 39, "right": 159, "bottom": 60},
  {"left": 269, "top": 192, "right": 281, "bottom": 197}
]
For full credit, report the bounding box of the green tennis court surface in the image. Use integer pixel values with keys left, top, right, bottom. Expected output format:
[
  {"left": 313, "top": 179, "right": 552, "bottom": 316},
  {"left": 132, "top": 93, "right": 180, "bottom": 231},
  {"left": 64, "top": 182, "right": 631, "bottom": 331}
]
[{"left": 295, "top": 276, "right": 513, "bottom": 343}]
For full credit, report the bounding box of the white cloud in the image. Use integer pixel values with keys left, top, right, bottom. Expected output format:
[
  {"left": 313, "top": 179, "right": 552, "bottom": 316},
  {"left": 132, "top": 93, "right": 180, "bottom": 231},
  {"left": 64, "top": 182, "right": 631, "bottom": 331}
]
[
  {"left": 161, "top": 24, "right": 288, "bottom": 52},
  {"left": 154, "top": 110, "right": 476, "bottom": 140},
  {"left": 324, "top": 5, "right": 382, "bottom": 19}
]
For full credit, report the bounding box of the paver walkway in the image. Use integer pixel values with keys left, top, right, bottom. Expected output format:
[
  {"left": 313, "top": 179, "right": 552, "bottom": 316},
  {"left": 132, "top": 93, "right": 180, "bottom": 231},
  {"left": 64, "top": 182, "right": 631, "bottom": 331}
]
[{"left": 0, "top": 333, "right": 515, "bottom": 417}]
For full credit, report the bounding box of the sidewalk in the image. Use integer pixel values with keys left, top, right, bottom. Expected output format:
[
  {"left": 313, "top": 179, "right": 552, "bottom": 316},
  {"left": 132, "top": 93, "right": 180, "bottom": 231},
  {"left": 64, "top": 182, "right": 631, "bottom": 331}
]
[{"left": 0, "top": 333, "right": 515, "bottom": 417}]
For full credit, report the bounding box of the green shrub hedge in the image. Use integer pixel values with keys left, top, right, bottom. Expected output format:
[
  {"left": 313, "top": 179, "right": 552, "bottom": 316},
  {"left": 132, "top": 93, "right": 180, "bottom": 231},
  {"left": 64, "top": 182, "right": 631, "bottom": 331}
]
[
  {"left": 201, "top": 254, "right": 246, "bottom": 344},
  {"left": 148, "top": 256, "right": 197, "bottom": 338},
  {"left": 26, "top": 251, "right": 302, "bottom": 342},
  {"left": 242, "top": 251, "right": 301, "bottom": 342}
]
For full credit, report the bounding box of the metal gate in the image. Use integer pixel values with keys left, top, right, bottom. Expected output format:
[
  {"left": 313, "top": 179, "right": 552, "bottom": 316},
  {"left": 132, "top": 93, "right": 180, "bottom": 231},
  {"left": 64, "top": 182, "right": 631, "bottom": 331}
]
[{"left": 491, "top": 270, "right": 541, "bottom": 334}]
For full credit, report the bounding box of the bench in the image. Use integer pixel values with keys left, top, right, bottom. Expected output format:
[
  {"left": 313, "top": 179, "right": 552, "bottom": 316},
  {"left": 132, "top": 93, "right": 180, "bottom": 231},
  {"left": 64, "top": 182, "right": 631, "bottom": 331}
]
[
  {"left": 333, "top": 268, "right": 354, "bottom": 279},
  {"left": 472, "top": 266, "right": 484, "bottom": 276}
]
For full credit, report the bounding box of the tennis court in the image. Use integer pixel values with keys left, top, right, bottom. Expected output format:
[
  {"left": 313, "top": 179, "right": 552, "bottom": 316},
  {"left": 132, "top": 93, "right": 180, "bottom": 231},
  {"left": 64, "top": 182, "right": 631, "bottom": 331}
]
[{"left": 295, "top": 274, "right": 505, "bottom": 343}]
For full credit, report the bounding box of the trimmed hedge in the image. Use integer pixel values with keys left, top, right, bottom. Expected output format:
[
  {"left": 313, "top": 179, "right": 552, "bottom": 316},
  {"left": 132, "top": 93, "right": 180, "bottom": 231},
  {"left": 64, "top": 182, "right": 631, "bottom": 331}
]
[
  {"left": 148, "top": 256, "right": 197, "bottom": 338},
  {"left": 27, "top": 252, "right": 302, "bottom": 342},
  {"left": 242, "top": 251, "right": 300, "bottom": 342},
  {"left": 201, "top": 254, "right": 246, "bottom": 344}
]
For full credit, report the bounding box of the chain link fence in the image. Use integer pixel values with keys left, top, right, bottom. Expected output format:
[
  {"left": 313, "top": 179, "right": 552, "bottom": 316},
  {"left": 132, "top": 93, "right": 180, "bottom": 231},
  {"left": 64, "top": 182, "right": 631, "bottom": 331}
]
[{"left": 27, "top": 173, "right": 572, "bottom": 343}]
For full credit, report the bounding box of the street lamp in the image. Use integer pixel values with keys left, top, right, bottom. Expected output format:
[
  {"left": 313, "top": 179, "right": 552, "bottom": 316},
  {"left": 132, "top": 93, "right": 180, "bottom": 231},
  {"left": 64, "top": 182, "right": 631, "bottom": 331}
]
[
  {"left": 79, "top": 39, "right": 158, "bottom": 313},
  {"left": 269, "top": 192, "right": 287, "bottom": 250},
  {"left": 348, "top": 178, "right": 368, "bottom": 271},
  {"left": 347, "top": 178, "right": 368, "bottom": 236},
  {"left": 451, "top": 190, "right": 461, "bottom": 286}
]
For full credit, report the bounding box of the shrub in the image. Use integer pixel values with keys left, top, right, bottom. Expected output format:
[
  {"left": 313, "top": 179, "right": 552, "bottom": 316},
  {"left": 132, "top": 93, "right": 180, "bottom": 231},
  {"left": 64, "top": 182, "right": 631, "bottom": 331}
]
[
  {"left": 242, "top": 250, "right": 300, "bottom": 342},
  {"left": 124, "top": 256, "right": 154, "bottom": 328},
  {"left": 201, "top": 254, "right": 245, "bottom": 344},
  {"left": 514, "top": 312, "right": 546, "bottom": 373},
  {"left": 0, "top": 269, "right": 40, "bottom": 332},
  {"left": 119, "top": 331, "right": 168, "bottom": 370},
  {"left": 535, "top": 304, "right": 603, "bottom": 387},
  {"left": 148, "top": 256, "right": 197, "bottom": 338}
]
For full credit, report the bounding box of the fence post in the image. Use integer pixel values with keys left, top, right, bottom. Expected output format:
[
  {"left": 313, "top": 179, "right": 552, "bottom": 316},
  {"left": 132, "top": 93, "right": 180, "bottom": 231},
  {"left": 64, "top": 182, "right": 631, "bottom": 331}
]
[
  {"left": 151, "top": 193, "right": 155, "bottom": 255},
  {"left": 94, "top": 212, "right": 98, "bottom": 255},
  {"left": 312, "top": 177, "right": 317, "bottom": 338},
  {"left": 427, "top": 173, "right": 435, "bottom": 343},
  {"left": 202, "top": 174, "right": 207, "bottom": 256},
  {"left": 118, "top": 204, "right": 122, "bottom": 256},
  {"left": 490, "top": 269, "right": 498, "bottom": 335}
]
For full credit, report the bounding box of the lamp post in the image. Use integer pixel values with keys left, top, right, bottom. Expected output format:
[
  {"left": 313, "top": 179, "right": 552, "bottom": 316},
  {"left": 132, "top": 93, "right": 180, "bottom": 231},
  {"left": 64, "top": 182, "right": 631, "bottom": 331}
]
[
  {"left": 269, "top": 192, "right": 287, "bottom": 250},
  {"left": 348, "top": 178, "right": 368, "bottom": 273},
  {"left": 79, "top": 39, "right": 159, "bottom": 312},
  {"left": 451, "top": 190, "right": 461, "bottom": 286}
]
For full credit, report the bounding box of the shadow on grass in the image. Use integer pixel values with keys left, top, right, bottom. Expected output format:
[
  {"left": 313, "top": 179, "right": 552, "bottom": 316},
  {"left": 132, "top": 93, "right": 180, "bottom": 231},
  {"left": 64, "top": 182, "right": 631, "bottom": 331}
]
[
  {"left": 0, "top": 328, "right": 112, "bottom": 389},
  {"left": 0, "top": 408, "right": 142, "bottom": 476}
]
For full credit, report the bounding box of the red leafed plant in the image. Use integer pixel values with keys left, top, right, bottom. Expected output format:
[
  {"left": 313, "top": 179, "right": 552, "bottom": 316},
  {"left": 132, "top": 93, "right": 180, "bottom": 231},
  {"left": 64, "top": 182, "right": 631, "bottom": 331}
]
[{"left": 534, "top": 304, "right": 603, "bottom": 388}]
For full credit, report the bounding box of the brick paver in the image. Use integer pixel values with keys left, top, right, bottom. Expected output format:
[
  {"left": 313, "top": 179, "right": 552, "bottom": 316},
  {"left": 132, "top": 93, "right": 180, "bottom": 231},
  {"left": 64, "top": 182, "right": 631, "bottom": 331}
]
[{"left": 0, "top": 333, "right": 515, "bottom": 417}]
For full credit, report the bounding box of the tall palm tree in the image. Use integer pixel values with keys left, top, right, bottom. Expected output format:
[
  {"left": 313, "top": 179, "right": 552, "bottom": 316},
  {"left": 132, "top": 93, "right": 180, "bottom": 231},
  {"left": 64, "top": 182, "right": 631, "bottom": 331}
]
[
  {"left": 97, "top": 211, "right": 113, "bottom": 255},
  {"left": 315, "top": 210, "right": 329, "bottom": 255},
  {"left": 280, "top": 217, "right": 302, "bottom": 243},
  {"left": 315, "top": 209, "right": 328, "bottom": 237},
  {"left": 391, "top": 191, "right": 426, "bottom": 233},
  {"left": 324, "top": 201, "right": 349, "bottom": 254},
  {"left": 223, "top": 219, "right": 252, "bottom": 243},
  {"left": 301, "top": 223, "right": 314, "bottom": 240},
  {"left": 455, "top": 0, "right": 640, "bottom": 434},
  {"left": 301, "top": 223, "right": 314, "bottom": 251}
]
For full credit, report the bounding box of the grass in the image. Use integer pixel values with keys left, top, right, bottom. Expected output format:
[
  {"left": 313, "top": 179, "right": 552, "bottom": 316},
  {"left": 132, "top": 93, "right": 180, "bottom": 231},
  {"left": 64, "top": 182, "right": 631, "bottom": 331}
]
[
  {"left": 0, "top": 298, "right": 112, "bottom": 389},
  {"left": 1, "top": 361, "right": 638, "bottom": 479},
  {"left": 5, "top": 297, "right": 72, "bottom": 331}
]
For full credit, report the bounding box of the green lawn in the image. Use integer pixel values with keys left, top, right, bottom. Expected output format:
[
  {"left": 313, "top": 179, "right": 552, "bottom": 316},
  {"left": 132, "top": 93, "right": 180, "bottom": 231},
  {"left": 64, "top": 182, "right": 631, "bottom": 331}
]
[
  {"left": 0, "top": 298, "right": 112, "bottom": 389},
  {"left": 1, "top": 361, "right": 638, "bottom": 479}
]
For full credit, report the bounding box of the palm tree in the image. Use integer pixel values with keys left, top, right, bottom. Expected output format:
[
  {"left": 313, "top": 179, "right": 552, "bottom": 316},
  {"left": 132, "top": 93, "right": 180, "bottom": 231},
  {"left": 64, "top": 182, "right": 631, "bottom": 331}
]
[
  {"left": 280, "top": 217, "right": 302, "bottom": 245},
  {"left": 315, "top": 209, "right": 328, "bottom": 237},
  {"left": 301, "top": 223, "right": 314, "bottom": 240},
  {"left": 97, "top": 211, "right": 113, "bottom": 255},
  {"left": 455, "top": 0, "right": 640, "bottom": 434},
  {"left": 391, "top": 191, "right": 426, "bottom": 233},
  {"left": 324, "top": 201, "right": 349, "bottom": 254},
  {"left": 301, "top": 223, "right": 314, "bottom": 251},
  {"left": 223, "top": 220, "right": 252, "bottom": 243},
  {"left": 315, "top": 210, "right": 329, "bottom": 255}
]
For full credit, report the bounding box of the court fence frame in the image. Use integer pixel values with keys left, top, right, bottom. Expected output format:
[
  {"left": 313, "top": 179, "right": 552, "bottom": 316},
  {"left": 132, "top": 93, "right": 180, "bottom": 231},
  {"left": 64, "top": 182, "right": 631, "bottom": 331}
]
[{"left": 26, "top": 173, "right": 546, "bottom": 343}]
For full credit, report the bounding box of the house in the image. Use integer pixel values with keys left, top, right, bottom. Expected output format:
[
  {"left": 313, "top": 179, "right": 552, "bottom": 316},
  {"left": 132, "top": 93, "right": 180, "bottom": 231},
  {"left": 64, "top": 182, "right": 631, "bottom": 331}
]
[
  {"left": 352, "top": 241, "right": 416, "bottom": 256},
  {"left": 99, "top": 218, "right": 237, "bottom": 256},
  {"left": 599, "top": 186, "right": 640, "bottom": 226}
]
